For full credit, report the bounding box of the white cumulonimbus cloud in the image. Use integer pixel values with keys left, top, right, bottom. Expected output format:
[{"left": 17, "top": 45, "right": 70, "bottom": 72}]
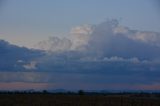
[
  {"left": 37, "top": 19, "right": 160, "bottom": 60},
  {"left": 37, "top": 36, "right": 72, "bottom": 52},
  {"left": 114, "top": 26, "right": 160, "bottom": 47},
  {"left": 69, "top": 24, "right": 93, "bottom": 50}
]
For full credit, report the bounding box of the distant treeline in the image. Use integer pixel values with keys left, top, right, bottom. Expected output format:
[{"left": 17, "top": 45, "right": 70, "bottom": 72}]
[{"left": 0, "top": 90, "right": 160, "bottom": 97}]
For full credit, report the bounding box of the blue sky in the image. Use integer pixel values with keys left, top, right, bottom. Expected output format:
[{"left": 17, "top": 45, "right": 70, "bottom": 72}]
[
  {"left": 0, "top": 0, "right": 160, "bottom": 90},
  {"left": 0, "top": 0, "right": 160, "bottom": 48}
]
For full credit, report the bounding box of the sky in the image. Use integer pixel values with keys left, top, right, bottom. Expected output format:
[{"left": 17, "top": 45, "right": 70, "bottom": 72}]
[
  {"left": 0, "top": 0, "right": 160, "bottom": 91},
  {"left": 0, "top": 0, "right": 160, "bottom": 48}
]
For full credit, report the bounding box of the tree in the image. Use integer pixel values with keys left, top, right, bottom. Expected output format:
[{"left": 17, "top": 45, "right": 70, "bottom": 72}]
[
  {"left": 42, "top": 90, "right": 48, "bottom": 94},
  {"left": 78, "top": 90, "right": 84, "bottom": 95}
]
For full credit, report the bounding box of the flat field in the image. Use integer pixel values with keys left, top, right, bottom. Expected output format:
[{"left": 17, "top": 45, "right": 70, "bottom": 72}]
[{"left": 0, "top": 93, "right": 160, "bottom": 106}]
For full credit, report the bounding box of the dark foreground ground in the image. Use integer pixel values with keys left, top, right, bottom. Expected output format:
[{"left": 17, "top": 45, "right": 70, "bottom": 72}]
[{"left": 0, "top": 93, "right": 160, "bottom": 106}]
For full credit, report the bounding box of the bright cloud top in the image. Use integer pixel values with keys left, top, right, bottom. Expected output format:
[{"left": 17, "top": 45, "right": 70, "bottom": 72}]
[{"left": 38, "top": 19, "right": 160, "bottom": 60}]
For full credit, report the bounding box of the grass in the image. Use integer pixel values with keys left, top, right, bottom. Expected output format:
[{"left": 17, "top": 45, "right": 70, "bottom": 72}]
[{"left": 0, "top": 93, "right": 160, "bottom": 106}]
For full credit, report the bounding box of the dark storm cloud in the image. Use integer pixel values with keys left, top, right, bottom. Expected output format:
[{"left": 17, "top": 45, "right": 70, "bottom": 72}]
[
  {"left": 34, "top": 53, "right": 160, "bottom": 85},
  {"left": 0, "top": 39, "right": 44, "bottom": 71}
]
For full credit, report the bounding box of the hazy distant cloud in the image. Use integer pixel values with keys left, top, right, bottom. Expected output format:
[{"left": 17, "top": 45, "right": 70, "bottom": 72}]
[
  {"left": 0, "top": 72, "right": 51, "bottom": 83},
  {"left": 103, "top": 56, "right": 140, "bottom": 63}
]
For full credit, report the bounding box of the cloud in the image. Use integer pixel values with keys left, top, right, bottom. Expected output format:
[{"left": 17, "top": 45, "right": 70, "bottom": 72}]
[
  {"left": 37, "top": 19, "right": 160, "bottom": 60},
  {"left": 23, "top": 61, "right": 37, "bottom": 70},
  {"left": 86, "top": 20, "right": 160, "bottom": 60},
  {"left": 114, "top": 26, "right": 160, "bottom": 47},
  {"left": 37, "top": 36, "right": 72, "bottom": 52},
  {"left": 34, "top": 19, "right": 160, "bottom": 89},
  {"left": 0, "top": 39, "right": 44, "bottom": 71},
  {"left": 69, "top": 24, "right": 92, "bottom": 50},
  {"left": 103, "top": 56, "right": 140, "bottom": 63},
  {"left": 37, "top": 25, "right": 92, "bottom": 52},
  {"left": 1, "top": 19, "right": 160, "bottom": 90},
  {"left": 0, "top": 72, "right": 53, "bottom": 83},
  {"left": 0, "top": 82, "right": 52, "bottom": 90}
]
